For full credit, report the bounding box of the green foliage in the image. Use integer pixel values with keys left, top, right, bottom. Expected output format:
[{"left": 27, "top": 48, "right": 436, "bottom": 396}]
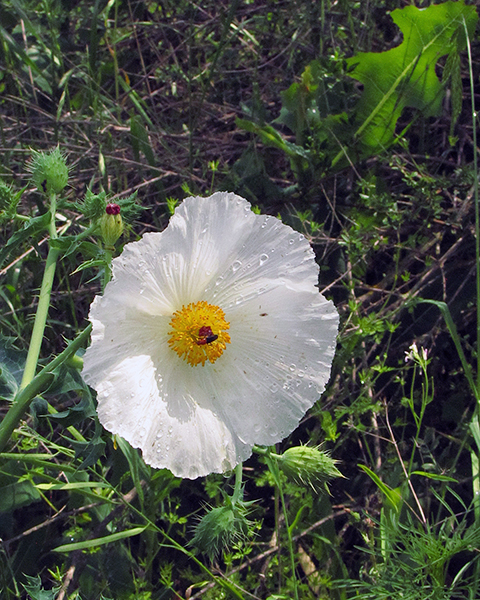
[
  {"left": 0, "top": 0, "right": 480, "bottom": 598},
  {"left": 344, "top": 1, "right": 478, "bottom": 161},
  {"left": 236, "top": 0, "right": 478, "bottom": 185}
]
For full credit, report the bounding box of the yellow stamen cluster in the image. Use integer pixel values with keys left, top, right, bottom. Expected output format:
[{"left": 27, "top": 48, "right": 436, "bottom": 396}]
[{"left": 168, "top": 301, "right": 231, "bottom": 366}]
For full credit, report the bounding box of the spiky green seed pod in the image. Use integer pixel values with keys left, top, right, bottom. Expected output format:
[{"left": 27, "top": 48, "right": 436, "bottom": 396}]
[
  {"left": 0, "top": 180, "right": 19, "bottom": 224},
  {"left": 29, "top": 147, "right": 69, "bottom": 195},
  {"left": 190, "top": 496, "right": 253, "bottom": 561},
  {"left": 80, "top": 189, "right": 107, "bottom": 221},
  {"left": 277, "top": 445, "right": 343, "bottom": 492}
]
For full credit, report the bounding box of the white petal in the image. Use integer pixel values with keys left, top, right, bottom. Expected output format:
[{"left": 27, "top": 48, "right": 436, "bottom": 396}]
[{"left": 82, "top": 192, "right": 339, "bottom": 478}]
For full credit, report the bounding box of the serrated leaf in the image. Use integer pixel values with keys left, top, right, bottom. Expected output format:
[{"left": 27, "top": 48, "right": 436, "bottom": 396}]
[
  {"left": 344, "top": 0, "right": 478, "bottom": 158},
  {"left": 45, "top": 394, "right": 96, "bottom": 428},
  {"left": 0, "top": 337, "right": 25, "bottom": 401},
  {"left": 0, "top": 479, "right": 42, "bottom": 512},
  {"left": 71, "top": 257, "right": 108, "bottom": 274},
  {"left": 0, "top": 211, "right": 50, "bottom": 268},
  {"left": 49, "top": 236, "right": 100, "bottom": 259},
  {"left": 22, "top": 574, "right": 60, "bottom": 600},
  {"left": 70, "top": 435, "right": 106, "bottom": 470}
]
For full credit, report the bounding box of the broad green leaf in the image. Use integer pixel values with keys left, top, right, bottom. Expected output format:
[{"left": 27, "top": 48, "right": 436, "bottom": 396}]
[
  {"left": 0, "top": 336, "right": 25, "bottom": 401},
  {"left": 344, "top": 1, "right": 478, "bottom": 158},
  {"left": 0, "top": 479, "right": 41, "bottom": 512},
  {"left": 53, "top": 526, "right": 148, "bottom": 552},
  {"left": 22, "top": 574, "right": 60, "bottom": 600},
  {"left": 71, "top": 435, "right": 106, "bottom": 470}
]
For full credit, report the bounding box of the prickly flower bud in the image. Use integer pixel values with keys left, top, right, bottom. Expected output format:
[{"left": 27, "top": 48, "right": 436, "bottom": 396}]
[
  {"left": 29, "top": 147, "right": 69, "bottom": 195},
  {"left": 0, "top": 180, "right": 20, "bottom": 224},
  {"left": 190, "top": 495, "right": 253, "bottom": 561},
  {"left": 277, "top": 445, "right": 343, "bottom": 492},
  {"left": 80, "top": 188, "right": 107, "bottom": 221},
  {"left": 100, "top": 203, "right": 123, "bottom": 247}
]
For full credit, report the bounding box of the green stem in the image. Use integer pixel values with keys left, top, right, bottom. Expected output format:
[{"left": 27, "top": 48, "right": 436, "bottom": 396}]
[
  {"left": 21, "top": 193, "right": 59, "bottom": 388},
  {"left": 103, "top": 247, "right": 113, "bottom": 289},
  {"left": 263, "top": 449, "right": 299, "bottom": 600},
  {"left": 231, "top": 463, "right": 243, "bottom": 505},
  {"left": 0, "top": 323, "right": 92, "bottom": 453}
]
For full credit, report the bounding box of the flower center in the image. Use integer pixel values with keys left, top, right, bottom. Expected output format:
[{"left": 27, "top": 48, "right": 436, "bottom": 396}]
[{"left": 168, "top": 301, "right": 231, "bottom": 366}]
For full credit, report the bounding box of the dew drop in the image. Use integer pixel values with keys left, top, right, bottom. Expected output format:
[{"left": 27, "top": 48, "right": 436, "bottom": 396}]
[
  {"left": 259, "top": 253, "right": 269, "bottom": 265},
  {"left": 232, "top": 260, "right": 242, "bottom": 272}
]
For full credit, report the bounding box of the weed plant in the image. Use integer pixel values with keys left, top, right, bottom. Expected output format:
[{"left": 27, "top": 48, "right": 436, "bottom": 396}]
[{"left": 1, "top": 1, "right": 480, "bottom": 599}]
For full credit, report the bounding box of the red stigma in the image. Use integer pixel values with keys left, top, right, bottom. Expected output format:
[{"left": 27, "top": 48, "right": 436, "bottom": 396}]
[
  {"left": 106, "top": 203, "right": 121, "bottom": 215},
  {"left": 196, "top": 326, "right": 218, "bottom": 345}
]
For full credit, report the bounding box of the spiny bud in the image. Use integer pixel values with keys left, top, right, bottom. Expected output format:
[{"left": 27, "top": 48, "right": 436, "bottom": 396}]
[
  {"left": 0, "top": 180, "right": 20, "bottom": 224},
  {"left": 190, "top": 495, "right": 253, "bottom": 561},
  {"left": 29, "top": 147, "right": 69, "bottom": 195},
  {"left": 79, "top": 189, "right": 107, "bottom": 221},
  {"left": 277, "top": 445, "right": 343, "bottom": 492},
  {"left": 100, "top": 203, "right": 123, "bottom": 247}
]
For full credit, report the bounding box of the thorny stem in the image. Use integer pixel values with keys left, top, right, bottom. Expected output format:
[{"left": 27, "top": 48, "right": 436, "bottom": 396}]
[
  {"left": 232, "top": 463, "right": 243, "bottom": 506},
  {"left": 21, "top": 193, "right": 59, "bottom": 388},
  {"left": 0, "top": 323, "right": 93, "bottom": 453}
]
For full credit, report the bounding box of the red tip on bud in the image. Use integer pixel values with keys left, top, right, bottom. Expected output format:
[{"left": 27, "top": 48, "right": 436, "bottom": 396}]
[{"left": 106, "top": 203, "right": 121, "bottom": 215}]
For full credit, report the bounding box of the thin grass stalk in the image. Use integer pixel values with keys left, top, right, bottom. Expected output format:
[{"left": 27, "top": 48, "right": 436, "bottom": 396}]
[
  {"left": 463, "top": 18, "right": 480, "bottom": 395},
  {"left": 464, "top": 14, "right": 480, "bottom": 547}
]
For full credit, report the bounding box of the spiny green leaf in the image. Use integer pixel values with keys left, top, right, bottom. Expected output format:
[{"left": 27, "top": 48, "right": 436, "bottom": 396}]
[{"left": 22, "top": 574, "right": 60, "bottom": 600}]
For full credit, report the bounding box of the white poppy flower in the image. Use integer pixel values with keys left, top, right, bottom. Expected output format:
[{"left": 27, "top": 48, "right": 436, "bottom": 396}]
[{"left": 82, "top": 192, "right": 339, "bottom": 479}]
